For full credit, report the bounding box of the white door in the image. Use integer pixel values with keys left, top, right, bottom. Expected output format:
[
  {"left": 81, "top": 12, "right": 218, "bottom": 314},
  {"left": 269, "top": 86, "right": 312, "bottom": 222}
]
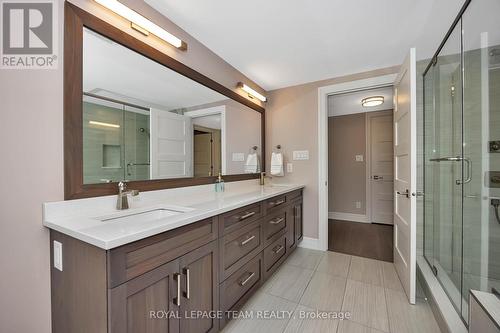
[
  {"left": 150, "top": 109, "right": 193, "bottom": 179},
  {"left": 369, "top": 111, "right": 394, "bottom": 225},
  {"left": 393, "top": 48, "right": 417, "bottom": 304}
]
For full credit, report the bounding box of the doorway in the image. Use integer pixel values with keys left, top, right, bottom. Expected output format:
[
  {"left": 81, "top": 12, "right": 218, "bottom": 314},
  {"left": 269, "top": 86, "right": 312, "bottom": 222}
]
[
  {"left": 194, "top": 125, "right": 221, "bottom": 177},
  {"left": 326, "top": 87, "right": 394, "bottom": 261}
]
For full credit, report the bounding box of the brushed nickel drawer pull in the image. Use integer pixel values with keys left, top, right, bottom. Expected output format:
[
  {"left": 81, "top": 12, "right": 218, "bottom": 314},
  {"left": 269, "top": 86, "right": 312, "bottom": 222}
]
[
  {"left": 273, "top": 245, "right": 284, "bottom": 254},
  {"left": 183, "top": 268, "right": 190, "bottom": 299},
  {"left": 239, "top": 211, "right": 256, "bottom": 220},
  {"left": 269, "top": 217, "right": 284, "bottom": 225},
  {"left": 239, "top": 272, "right": 256, "bottom": 286},
  {"left": 174, "top": 273, "right": 181, "bottom": 306},
  {"left": 270, "top": 199, "right": 285, "bottom": 207},
  {"left": 240, "top": 235, "right": 256, "bottom": 246}
]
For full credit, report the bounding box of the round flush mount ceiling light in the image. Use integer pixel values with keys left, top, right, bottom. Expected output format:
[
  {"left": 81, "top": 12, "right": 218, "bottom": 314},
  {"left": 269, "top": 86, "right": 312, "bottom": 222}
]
[{"left": 361, "top": 96, "right": 384, "bottom": 107}]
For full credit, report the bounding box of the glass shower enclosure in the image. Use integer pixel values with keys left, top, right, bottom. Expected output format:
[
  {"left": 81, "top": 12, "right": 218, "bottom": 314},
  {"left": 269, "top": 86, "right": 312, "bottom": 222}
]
[{"left": 423, "top": 0, "right": 500, "bottom": 324}]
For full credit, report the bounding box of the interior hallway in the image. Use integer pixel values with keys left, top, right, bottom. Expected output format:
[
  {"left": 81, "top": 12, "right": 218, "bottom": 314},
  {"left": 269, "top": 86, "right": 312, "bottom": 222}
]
[
  {"left": 328, "top": 220, "right": 393, "bottom": 262},
  {"left": 222, "top": 248, "right": 440, "bottom": 333}
]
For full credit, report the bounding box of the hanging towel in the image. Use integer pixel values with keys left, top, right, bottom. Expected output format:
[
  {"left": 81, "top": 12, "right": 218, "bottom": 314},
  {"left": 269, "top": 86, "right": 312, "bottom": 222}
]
[
  {"left": 244, "top": 153, "right": 260, "bottom": 173},
  {"left": 270, "top": 152, "right": 284, "bottom": 176}
]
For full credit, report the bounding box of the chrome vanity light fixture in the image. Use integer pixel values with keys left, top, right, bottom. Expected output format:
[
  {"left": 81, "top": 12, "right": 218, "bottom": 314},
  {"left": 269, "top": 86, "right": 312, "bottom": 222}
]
[
  {"left": 361, "top": 96, "right": 384, "bottom": 107},
  {"left": 94, "top": 0, "right": 187, "bottom": 50},
  {"left": 237, "top": 82, "right": 267, "bottom": 102}
]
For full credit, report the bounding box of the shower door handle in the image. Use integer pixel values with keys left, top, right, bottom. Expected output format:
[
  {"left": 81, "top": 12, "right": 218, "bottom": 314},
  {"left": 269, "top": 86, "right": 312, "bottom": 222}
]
[
  {"left": 459, "top": 157, "right": 472, "bottom": 185},
  {"left": 429, "top": 156, "right": 472, "bottom": 185},
  {"left": 429, "top": 156, "right": 461, "bottom": 162}
]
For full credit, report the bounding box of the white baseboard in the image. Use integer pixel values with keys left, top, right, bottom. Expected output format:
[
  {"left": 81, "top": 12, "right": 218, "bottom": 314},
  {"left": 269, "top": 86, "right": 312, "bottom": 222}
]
[
  {"left": 329, "top": 212, "right": 370, "bottom": 223},
  {"left": 298, "top": 237, "right": 324, "bottom": 251}
]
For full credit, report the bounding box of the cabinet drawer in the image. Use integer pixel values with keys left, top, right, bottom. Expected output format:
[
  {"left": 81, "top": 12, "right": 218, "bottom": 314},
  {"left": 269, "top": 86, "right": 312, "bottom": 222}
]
[
  {"left": 263, "top": 210, "right": 287, "bottom": 244},
  {"left": 221, "top": 221, "right": 262, "bottom": 279},
  {"left": 286, "top": 189, "right": 303, "bottom": 202},
  {"left": 265, "top": 195, "right": 287, "bottom": 213},
  {"left": 108, "top": 217, "right": 217, "bottom": 288},
  {"left": 220, "top": 253, "right": 262, "bottom": 313},
  {"left": 219, "top": 202, "right": 263, "bottom": 235},
  {"left": 263, "top": 235, "right": 286, "bottom": 274}
]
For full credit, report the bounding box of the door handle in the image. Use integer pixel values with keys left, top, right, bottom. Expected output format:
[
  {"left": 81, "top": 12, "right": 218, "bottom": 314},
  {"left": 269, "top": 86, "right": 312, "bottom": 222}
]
[
  {"left": 239, "top": 272, "right": 256, "bottom": 286},
  {"left": 238, "top": 211, "right": 256, "bottom": 220},
  {"left": 411, "top": 191, "right": 424, "bottom": 197},
  {"left": 373, "top": 175, "right": 383, "bottom": 180},
  {"left": 183, "top": 268, "right": 190, "bottom": 299},
  {"left": 269, "top": 217, "right": 285, "bottom": 225},
  {"left": 174, "top": 273, "right": 181, "bottom": 306},
  {"left": 396, "top": 189, "right": 410, "bottom": 198},
  {"left": 240, "top": 235, "right": 256, "bottom": 246},
  {"left": 270, "top": 199, "right": 285, "bottom": 207},
  {"left": 273, "top": 245, "right": 284, "bottom": 254}
]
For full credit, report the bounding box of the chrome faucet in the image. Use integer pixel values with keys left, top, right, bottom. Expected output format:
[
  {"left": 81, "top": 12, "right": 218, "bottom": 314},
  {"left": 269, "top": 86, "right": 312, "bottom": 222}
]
[{"left": 117, "top": 181, "right": 139, "bottom": 210}]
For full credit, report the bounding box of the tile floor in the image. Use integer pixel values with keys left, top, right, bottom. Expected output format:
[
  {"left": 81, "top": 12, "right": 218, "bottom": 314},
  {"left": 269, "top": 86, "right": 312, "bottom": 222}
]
[{"left": 221, "top": 248, "right": 442, "bottom": 333}]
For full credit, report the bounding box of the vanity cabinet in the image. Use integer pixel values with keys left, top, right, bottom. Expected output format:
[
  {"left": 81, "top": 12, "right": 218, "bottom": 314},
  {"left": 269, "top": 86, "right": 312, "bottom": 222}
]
[
  {"left": 110, "top": 240, "right": 218, "bottom": 333},
  {"left": 50, "top": 190, "right": 302, "bottom": 333}
]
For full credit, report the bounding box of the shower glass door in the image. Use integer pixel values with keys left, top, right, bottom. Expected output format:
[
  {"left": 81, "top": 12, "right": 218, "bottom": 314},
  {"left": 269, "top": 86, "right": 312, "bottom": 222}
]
[
  {"left": 423, "top": 21, "right": 464, "bottom": 315},
  {"left": 424, "top": 0, "right": 500, "bottom": 324}
]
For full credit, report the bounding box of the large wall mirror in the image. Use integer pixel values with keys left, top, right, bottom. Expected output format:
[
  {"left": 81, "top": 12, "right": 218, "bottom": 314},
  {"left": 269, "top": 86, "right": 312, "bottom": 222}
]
[{"left": 65, "top": 4, "right": 265, "bottom": 199}]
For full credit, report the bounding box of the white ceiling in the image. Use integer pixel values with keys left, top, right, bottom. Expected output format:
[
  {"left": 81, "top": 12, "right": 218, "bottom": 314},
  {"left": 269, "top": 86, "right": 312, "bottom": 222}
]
[
  {"left": 145, "top": 0, "right": 466, "bottom": 90},
  {"left": 328, "top": 87, "right": 394, "bottom": 117},
  {"left": 83, "top": 28, "right": 227, "bottom": 110}
]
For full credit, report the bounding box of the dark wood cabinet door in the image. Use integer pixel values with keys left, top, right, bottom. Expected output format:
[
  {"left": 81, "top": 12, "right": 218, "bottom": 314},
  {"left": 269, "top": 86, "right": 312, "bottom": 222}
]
[
  {"left": 294, "top": 201, "right": 303, "bottom": 243},
  {"left": 109, "top": 259, "right": 180, "bottom": 333},
  {"left": 179, "top": 241, "right": 219, "bottom": 333}
]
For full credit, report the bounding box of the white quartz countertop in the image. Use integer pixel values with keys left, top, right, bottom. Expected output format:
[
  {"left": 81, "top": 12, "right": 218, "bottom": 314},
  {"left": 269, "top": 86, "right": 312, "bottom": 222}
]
[{"left": 43, "top": 180, "right": 304, "bottom": 250}]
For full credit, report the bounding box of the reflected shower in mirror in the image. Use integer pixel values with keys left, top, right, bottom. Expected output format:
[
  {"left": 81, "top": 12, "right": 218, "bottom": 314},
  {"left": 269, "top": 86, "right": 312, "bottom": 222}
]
[{"left": 82, "top": 28, "right": 261, "bottom": 184}]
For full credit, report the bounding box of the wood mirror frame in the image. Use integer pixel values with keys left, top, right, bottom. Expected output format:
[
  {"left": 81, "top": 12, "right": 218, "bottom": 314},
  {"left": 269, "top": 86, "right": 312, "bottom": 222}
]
[{"left": 64, "top": 3, "right": 265, "bottom": 200}]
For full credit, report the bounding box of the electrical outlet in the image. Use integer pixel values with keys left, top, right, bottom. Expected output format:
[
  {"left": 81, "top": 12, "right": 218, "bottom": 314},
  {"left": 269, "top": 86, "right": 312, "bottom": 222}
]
[
  {"left": 287, "top": 163, "right": 293, "bottom": 173},
  {"left": 355, "top": 155, "right": 364, "bottom": 162},
  {"left": 53, "top": 240, "right": 63, "bottom": 271},
  {"left": 355, "top": 201, "right": 362, "bottom": 209}
]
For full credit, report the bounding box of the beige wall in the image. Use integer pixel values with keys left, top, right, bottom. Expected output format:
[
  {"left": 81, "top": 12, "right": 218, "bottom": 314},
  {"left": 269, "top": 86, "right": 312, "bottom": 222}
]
[
  {"left": 265, "top": 66, "right": 399, "bottom": 239},
  {"left": 187, "top": 99, "right": 262, "bottom": 175},
  {"left": 328, "top": 114, "right": 366, "bottom": 214},
  {"left": 0, "top": 1, "right": 265, "bottom": 332}
]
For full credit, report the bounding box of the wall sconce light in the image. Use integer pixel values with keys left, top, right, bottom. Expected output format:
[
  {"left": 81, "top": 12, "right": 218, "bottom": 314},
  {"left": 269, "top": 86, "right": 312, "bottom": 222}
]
[
  {"left": 94, "top": 0, "right": 187, "bottom": 50},
  {"left": 361, "top": 96, "right": 384, "bottom": 107},
  {"left": 237, "top": 82, "right": 267, "bottom": 102}
]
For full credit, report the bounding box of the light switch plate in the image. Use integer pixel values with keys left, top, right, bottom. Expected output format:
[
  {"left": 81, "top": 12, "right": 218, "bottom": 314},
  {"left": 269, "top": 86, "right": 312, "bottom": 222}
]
[
  {"left": 232, "top": 152, "right": 245, "bottom": 162},
  {"left": 293, "top": 150, "right": 309, "bottom": 160},
  {"left": 355, "top": 155, "right": 364, "bottom": 162},
  {"left": 287, "top": 163, "right": 293, "bottom": 173},
  {"left": 53, "top": 240, "right": 63, "bottom": 271}
]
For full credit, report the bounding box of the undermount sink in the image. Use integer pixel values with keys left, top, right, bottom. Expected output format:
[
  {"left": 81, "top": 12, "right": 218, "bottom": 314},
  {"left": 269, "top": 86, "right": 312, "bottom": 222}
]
[{"left": 96, "top": 206, "right": 193, "bottom": 224}]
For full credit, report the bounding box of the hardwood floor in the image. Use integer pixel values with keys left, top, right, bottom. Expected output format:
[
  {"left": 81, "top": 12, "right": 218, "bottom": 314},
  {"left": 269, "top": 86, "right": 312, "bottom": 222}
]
[{"left": 328, "top": 219, "right": 394, "bottom": 262}]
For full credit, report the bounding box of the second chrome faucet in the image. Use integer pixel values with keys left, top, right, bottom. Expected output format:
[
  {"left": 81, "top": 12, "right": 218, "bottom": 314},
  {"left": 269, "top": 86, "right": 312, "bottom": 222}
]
[{"left": 117, "top": 181, "right": 139, "bottom": 210}]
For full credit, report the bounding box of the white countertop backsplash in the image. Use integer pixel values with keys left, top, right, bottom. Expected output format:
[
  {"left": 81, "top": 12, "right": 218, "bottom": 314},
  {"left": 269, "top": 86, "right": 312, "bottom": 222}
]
[{"left": 43, "top": 180, "right": 304, "bottom": 250}]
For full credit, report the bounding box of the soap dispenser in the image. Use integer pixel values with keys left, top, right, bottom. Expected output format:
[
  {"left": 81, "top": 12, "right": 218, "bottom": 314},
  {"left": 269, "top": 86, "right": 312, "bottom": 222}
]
[{"left": 215, "top": 172, "right": 225, "bottom": 192}]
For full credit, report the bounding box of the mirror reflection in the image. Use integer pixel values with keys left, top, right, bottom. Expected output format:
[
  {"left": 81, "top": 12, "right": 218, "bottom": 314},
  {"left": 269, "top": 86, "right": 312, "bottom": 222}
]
[{"left": 82, "top": 28, "right": 261, "bottom": 184}]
